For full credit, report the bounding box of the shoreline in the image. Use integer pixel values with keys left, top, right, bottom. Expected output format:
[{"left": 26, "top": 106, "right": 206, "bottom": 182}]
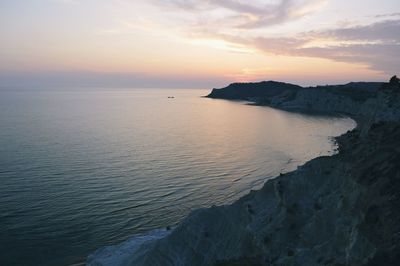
[
  {"left": 88, "top": 80, "right": 400, "bottom": 266},
  {"left": 87, "top": 109, "right": 354, "bottom": 266}
]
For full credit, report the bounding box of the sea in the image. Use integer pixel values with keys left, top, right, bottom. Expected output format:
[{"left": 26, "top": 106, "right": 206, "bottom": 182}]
[{"left": 0, "top": 88, "right": 356, "bottom": 265}]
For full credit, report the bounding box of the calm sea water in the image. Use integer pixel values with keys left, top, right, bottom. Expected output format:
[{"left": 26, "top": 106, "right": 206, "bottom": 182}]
[{"left": 0, "top": 88, "right": 355, "bottom": 266}]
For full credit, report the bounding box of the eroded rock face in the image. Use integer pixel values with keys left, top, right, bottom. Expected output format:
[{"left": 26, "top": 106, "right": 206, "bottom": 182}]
[
  {"left": 89, "top": 79, "right": 400, "bottom": 266},
  {"left": 270, "top": 88, "right": 362, "bottom": 115},
  {"left": 120, "top": 119, "right": 399, "bottom": 266}
]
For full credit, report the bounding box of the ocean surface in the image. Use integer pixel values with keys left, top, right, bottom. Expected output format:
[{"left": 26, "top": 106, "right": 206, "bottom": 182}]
[{"left": 0, "top": 88, "right": 356, "bottom": 266}]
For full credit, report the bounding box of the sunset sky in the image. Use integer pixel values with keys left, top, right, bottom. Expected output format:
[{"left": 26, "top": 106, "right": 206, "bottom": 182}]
[{"left": 0, "top": 0, "right": 399, "bottom": 88}]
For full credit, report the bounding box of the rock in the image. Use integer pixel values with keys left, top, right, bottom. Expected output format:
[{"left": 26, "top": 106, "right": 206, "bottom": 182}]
[
  {"left": 206, "top": 81, "right": 302, "bottom": 100},
  {"left": 90, "top": 76, "right": 400, "bottom": 266}
]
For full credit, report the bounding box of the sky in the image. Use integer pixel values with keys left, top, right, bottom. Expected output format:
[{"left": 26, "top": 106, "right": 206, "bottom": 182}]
[{"left": 0, "top": 0, "right": 399, "bottom": 88}]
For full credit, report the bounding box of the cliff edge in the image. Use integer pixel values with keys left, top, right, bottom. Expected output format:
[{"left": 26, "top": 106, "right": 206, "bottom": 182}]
[
  {"left": 206, "top": 81, "right": 302, "bottom": 100},
  {"left": 88, "top": 77, "right": 400, "bottom": 266}
]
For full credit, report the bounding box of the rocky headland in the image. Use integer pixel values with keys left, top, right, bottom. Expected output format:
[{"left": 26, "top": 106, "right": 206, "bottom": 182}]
[{"left": 88, "top": 77, "right": 400, "bottom": 266}]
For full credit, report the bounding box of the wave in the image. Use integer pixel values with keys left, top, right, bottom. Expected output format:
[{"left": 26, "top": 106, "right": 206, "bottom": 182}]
[{"left": 86, "top": 228, "right": 172, "bottom": 266}]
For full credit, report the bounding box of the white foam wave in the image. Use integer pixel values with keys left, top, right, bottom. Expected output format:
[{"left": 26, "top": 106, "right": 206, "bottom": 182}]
[{"left": 86, "top": 228, "right": 172, "bottom": 266}]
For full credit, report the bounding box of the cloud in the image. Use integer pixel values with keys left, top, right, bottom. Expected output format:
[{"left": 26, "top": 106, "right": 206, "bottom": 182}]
[
  {"left": 307, "top": 19, "right": 400, "bottom": 42},
  {"left": 246, "top": 20, "right": 398, "bottom": 74},
  {"left": 374, "top": 12, "right": 400, "bottom": 18},
  {"left": 189, "top": 19, "right": 400, "bottom": 75},
  {"left": 296, "top": 44, "right": 399, "bottom": 74},
  {"left": 150, "top": 0, "right": 399, "bottom": 74},
  {"left": 154, "top": 0, "right": 328, "bottom": 29}
]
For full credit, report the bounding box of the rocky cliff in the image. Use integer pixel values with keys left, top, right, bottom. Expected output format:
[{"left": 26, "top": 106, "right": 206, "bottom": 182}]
[
  {"left": 206, "top": 81, "right": 302, "bottom": 100},
  {"left": 88, "top": 78, "right": 400, "bottom": 266}
]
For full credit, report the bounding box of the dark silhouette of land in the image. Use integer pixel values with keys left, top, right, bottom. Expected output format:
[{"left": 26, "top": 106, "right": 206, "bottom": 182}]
[
  {"left": 206, "top": 81, "right": 302, "bottom": 100},
  {"left": 207, "top": 80, "right": 384, "bottom": 102}
]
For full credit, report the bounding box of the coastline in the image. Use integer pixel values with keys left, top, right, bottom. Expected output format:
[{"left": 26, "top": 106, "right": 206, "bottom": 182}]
[{"left": 88, "top": 80, "right": 400, "bottom": 266}]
